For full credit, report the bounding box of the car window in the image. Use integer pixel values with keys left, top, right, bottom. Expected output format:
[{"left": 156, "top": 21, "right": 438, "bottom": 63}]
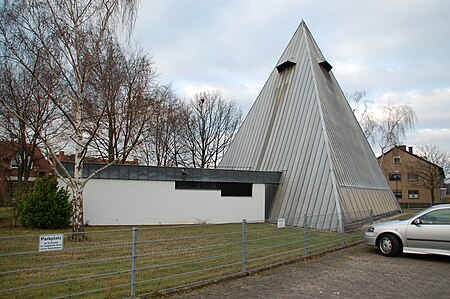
[
  {"left": 420, "top": 209, "right": 450, "bottom": 224},
  {"left": 405, "top": 206, "right": 435, "bottom": 221}
]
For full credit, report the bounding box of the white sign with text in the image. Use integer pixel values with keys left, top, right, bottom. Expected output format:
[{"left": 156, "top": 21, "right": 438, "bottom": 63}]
[
  {"left": 277, "top": 218, "right": 285, "bottom": 228},
  {"left": 39, "top": 234, "right": 64, "bottom": 252}
]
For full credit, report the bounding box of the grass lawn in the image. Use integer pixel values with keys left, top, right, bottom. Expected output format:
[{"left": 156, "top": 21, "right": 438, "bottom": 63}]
[
  {"left": 0, "top": 207, "right": 12, "bottom": 227},
  {"left": 0, "top": 209, "right": 364, "bottom": 298}
]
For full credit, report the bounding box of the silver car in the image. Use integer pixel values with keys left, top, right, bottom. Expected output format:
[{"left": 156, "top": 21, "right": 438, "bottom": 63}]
[{"left": 364, "top": 204, "right": 450, "bottom": 257}]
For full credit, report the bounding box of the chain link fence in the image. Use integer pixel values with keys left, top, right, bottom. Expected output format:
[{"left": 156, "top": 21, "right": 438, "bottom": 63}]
[{"left": 0, "top": 211, "right": 373, "bottom": 298}]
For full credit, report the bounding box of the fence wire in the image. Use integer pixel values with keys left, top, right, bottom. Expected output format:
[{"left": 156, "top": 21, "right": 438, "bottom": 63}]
[{"left": 0, "top": 211, "right": 373, "bottom": 298}]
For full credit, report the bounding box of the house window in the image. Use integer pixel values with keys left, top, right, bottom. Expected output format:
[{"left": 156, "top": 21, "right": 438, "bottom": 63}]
[
  {"left": 389, "top": 172, "right": 401, "bottom": 181},
  {"left": 10, "top": 155, "right": 31, "bottom": 169},
  {"left": 9, "top": 159, "right": 18, "bottom": 169},
  {"left": 393, "top": 191, "right": 402, "bottom": 199},
  {"left": 408, "top": 173, "right": 418, "bottom": 181},
  {"left": 393, "top": 156, "right": 401, "bottom": 164},
  {"left": 408, "top": 190, "right": 419, "bottom": 199}
]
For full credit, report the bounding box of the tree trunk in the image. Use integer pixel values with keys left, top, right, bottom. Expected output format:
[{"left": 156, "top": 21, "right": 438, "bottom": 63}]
[
  {"left": 72, "top": 185, "right": 84, "bottom": 232},
  {"left": 72, "top": 99, "right": 85, "bottom": 234}
]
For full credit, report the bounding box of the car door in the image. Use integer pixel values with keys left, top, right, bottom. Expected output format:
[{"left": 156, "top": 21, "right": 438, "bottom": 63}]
[{"left": 405, "top": 208, "right": 450, "bottom": 252}]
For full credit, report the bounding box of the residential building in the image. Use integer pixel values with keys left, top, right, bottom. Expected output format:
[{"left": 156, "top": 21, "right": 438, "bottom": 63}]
[
  {"left": 56, "top": 151, "right": 139, "bottom": 165},
  {"left": 0, "top": 141, "right": 53, "bottom": 206},
  {"left": 444, "top": 181, "right": 450, "bottom": 202},
  {"left": 378, "top": 146, "right": 445, "bottom": 208}
]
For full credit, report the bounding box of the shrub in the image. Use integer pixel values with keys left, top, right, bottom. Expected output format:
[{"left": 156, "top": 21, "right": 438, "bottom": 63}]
[
  {"left": 4, "top": 181, "right": 33, "bottom": 227},
  {"left": 19, "top": 176, "right": 72, "bottom": 229}
]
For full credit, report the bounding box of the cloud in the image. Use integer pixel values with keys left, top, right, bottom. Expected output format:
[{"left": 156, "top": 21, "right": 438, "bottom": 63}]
[
  {"left": 366, "top": 89, "right": 450, "bottom": 153},
  {"left": 377, "top": 89, "right": 450, "bottom": 129},
  {"left": 407, "top": 129, "right": 450, "bottom": 152},
  {"left": 134, "top": 0, "right": 450, "bottom": 153},
  {"left": 175, "top": 80, "right": 262, "bottom": 114}
]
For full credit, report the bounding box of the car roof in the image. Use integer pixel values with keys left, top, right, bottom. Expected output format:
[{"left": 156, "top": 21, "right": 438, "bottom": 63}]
[
  {"left": 415, "top": 204, "right": 450, "bottom": 214},
  {"left": 432, "top": 204, "right": 450, "bottom": 208},
  {"left": 425, "top": 204, "right": 450, "bottom": 211}
]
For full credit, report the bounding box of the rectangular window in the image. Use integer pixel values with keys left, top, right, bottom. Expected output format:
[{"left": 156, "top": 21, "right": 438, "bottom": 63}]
[
  {"left": 389, "top": 172, "right": 401, "bottom": 181},
  {"left": 393, "top": 191, "right": 402, "bottom": 199},
  {"left": 408, "top": 190, "right": 419, "bottom": 199},
  {"left": 422, "top": 209, "right": 450, "bottom": 224},
  {"left": 393, "top": 156, "right": 401, "bottom": 164},
  {"left": 175, "top": 181, "right": 219, "bottom": 190},
  {"left": 220, "top": 183, "right": 252, "bottom": 197},
  {"left": 175, "top": 181, "right": 252, "bottom": 197},
  {"left": 10, "top": 159, "right": 18, "bottom": 169},
  {"left": 407, "top": 173, "right": 418, "bottom": 181}
]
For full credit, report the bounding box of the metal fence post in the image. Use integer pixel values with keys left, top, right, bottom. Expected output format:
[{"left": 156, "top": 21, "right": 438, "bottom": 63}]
[
  {"left": 242, "top": 219, "right": 247, "bottom": 273},
  {"left": 303, "top": 214, "right": 308, "bottom": 257},
  {"left": 369, "top": 209, "right": 374, "bottom": 224},
  {"left": 341, "top": 211, "right": 346, "bottom": 245},
  {"left": 131, "top": 227, "right": 138, "bottom": 297}
]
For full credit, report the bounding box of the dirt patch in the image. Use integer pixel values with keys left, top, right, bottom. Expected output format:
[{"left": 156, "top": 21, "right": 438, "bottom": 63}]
[{"left": 166, "top": 243, "right": 450, "bottom": 298}]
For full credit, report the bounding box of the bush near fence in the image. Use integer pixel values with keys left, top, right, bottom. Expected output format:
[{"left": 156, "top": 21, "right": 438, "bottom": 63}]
[{"left": 0, "top": 211, "right": 373, "bottom": 298}]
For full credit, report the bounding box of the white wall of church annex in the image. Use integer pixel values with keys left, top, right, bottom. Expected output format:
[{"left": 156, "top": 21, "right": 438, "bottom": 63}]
[{"left": 81, "top": 179, "right": 265, "bottom": 225}]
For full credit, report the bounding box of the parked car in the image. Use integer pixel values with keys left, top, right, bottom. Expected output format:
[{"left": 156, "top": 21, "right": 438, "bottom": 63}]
[{"left": 364, "top": 204, "right": 450, "bottom": 257}]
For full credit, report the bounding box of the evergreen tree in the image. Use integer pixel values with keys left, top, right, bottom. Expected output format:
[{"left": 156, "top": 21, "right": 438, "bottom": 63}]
[{"left": 20, "top": 176, "right": 72, "bottom": 229}]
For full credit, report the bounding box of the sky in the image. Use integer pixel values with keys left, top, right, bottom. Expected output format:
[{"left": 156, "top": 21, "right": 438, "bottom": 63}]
[{"left": 134, "top": 0, "right": 450, "bottom": 156}]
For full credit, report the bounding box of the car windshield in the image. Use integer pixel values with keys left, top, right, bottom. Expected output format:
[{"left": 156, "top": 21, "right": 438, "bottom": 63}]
[{"left": 398, "top": 206, "right": 436, "bottom": 220}]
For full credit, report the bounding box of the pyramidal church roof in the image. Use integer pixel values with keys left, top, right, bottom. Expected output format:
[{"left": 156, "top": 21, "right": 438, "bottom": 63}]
[{"left": 220, "top": 21, "right": 400, "bottom": 231}]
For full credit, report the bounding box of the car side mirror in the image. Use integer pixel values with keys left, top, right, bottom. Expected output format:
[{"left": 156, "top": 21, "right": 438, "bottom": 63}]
[{"left": 413, "top": 218, "right": 421, "bottom": 225}]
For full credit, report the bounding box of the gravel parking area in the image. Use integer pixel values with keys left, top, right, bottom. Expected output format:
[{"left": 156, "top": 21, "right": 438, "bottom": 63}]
[{"left": 167, "top": 243, "right": 450, "bottom": 298}]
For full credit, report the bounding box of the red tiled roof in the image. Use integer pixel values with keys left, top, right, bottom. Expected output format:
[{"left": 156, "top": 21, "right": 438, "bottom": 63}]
[{"left": 0, "top": 141, "right": 52, "bottom": 176}]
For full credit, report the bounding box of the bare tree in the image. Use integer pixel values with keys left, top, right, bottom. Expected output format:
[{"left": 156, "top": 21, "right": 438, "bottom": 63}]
[
  {"left": 136, "top": 84, "right": 189, "bottom": 166},
  {"left": 346, "top": 90, "right": 378, "bottom": 143},
  {"left": 0, "top": 57, "right": 61, "bottom": 181},
  {"left": 91, "top": 40, "right": 156, "bottom": 163},
  {"left": 0, "top": 0, "right": 139, "bottom": 233},
  {"left": 414, "top": 144, "right": 448, "bottom": 204},
  {"left": 376, "top": 102, "right": 417, "bottom": 155},
  {"left": 184, "top": 90, "right": 242, "bottom": 168},
  {"left": 0, "top": 40, "right": 63, "bottom": 224},
  {"left": 347, "top": 91, "right": 417, "bottom": 155}
]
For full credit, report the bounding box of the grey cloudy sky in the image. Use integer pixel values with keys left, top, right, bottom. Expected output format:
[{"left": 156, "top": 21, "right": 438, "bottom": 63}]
[{"left": 134, "top": 0, "right": 450, "bottom": 155}]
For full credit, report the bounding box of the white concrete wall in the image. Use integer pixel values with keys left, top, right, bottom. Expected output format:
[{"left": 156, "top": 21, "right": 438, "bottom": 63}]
[{"left": 80, "top": 179, "right": 265, "bottom": 225}]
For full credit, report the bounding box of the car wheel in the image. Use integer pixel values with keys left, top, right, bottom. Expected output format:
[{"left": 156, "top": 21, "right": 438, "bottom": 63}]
[{"left": 378, "top": 234, "right": 400, "bottom": 257}]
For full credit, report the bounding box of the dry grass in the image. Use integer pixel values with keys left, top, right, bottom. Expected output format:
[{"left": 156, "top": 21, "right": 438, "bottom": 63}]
[{"left": 0, "top": 212, "right": 364, "bottom": 298}]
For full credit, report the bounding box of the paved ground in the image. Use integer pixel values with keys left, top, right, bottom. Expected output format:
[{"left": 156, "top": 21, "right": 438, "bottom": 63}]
[{"left": 167, "top": 243, "right": 450, "bottom": 299}]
